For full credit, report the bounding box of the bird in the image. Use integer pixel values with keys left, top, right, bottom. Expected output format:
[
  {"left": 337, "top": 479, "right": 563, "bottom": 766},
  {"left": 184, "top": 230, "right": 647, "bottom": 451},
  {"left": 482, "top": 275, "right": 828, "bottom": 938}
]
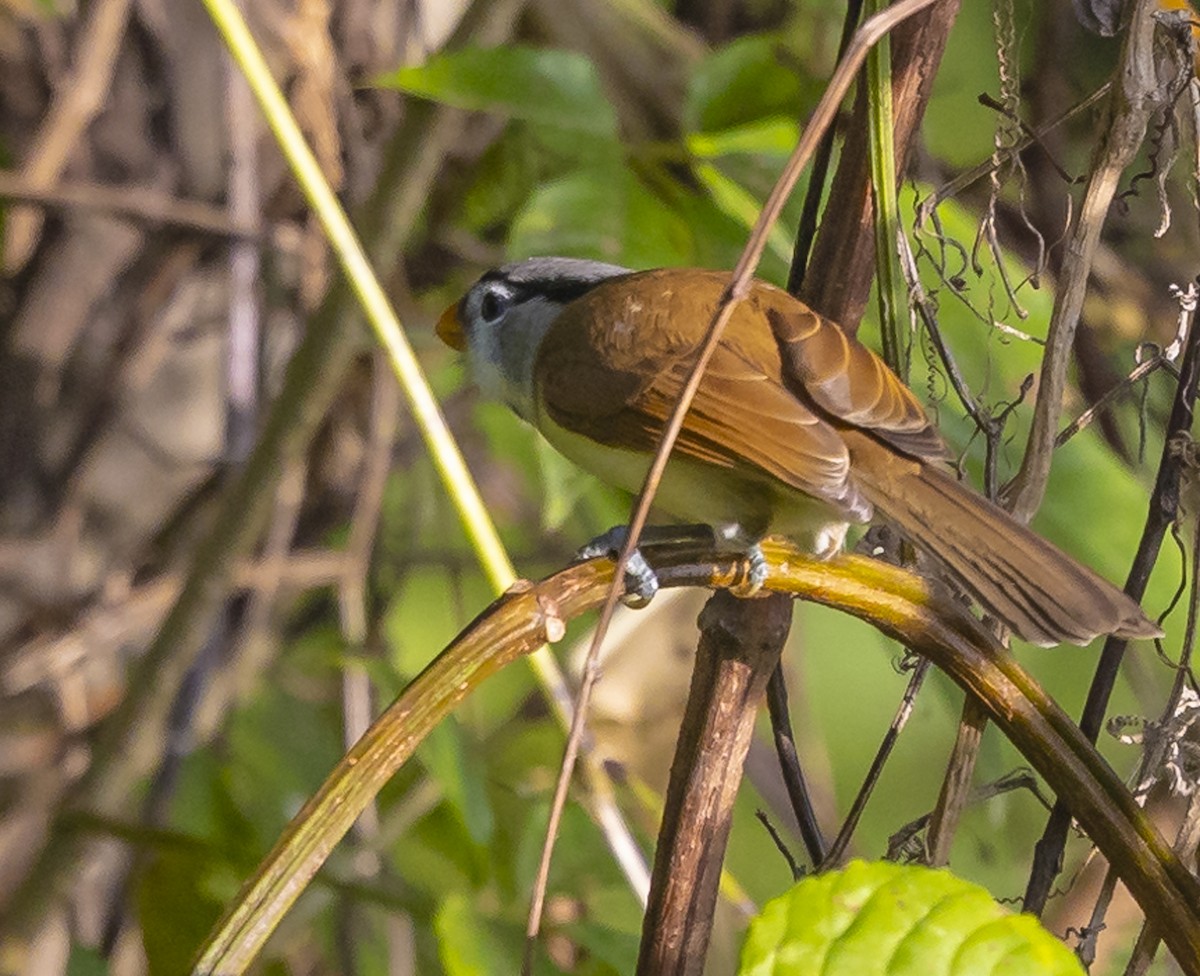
[{"left": 437, "top": 256, "right": 1161, "bottom": 647}]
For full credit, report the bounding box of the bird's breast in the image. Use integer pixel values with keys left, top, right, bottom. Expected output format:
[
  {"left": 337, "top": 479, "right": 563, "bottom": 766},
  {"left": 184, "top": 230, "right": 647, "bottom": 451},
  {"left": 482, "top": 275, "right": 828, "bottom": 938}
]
[{"left": 538, "top": 414, "right": 853, "bottom": 555}]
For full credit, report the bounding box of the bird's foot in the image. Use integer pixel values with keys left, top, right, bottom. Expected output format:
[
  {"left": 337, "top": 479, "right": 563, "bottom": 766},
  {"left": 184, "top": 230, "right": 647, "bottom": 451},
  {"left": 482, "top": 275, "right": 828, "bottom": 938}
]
[
  {"left": 711, "top": 524, "right": 768, "bottom": 597},
  {"left": 736, "top": 542, "right": 768, "bottom": 597},
  {"left": 576, "top": 526, "right": 659, "bottom": 608},
  {"left": 577, "top": 524, "right": 770, "bottom": 603}
]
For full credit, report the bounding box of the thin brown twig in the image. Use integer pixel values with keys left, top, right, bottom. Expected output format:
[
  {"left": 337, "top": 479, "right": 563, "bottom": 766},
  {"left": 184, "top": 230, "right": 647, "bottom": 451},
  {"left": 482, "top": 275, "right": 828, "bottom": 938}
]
[
  {"left": 765, "top": 664, "right": 827, "bottom": 865},
  {"left": 977, "top": 91, "right": 1078, "bottom": 186},
  {"left": 886, "top": 769, "right": 1053, "bottom": 860},
  {"left": 822, "top": 657, "right": 930, "bottom": 867},
  {"left": 520, "top": 2, "right": 944, "bottom": 966},
  {"left": 1058, "top": 283, "right": 1193, "bottom": 448},
  {"left": 924, "top": 696, "right": 988, "bottom": 866},
  {"left": 0, "top": 170, "right": 260, "bottom": 238},
  {"left": 3, "top": 0, "right": 135, "bottom": 272},
  {"left": 755, "top": 809, "right": 803, "bottom": 879},
  {"left": 916, "top": 83, "right": 1112, "bottom": 223},
  {"left": 1056, "top": 356, "right": 1166, "bottom": 448}
]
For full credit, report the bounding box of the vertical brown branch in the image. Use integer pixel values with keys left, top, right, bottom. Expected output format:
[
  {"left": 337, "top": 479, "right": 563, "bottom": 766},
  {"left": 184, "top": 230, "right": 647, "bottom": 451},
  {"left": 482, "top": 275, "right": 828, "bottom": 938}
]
[
  {"left": 799, "top": 0, "right": 961, "bottom": 330},
  {"left": 793, "top": 0, "right": 962, "bottom": 861},
  {"left": 1003, "top": 0, "right": 1164, "bottom": 523},
  {"left": 636, "top": 592, "right": 793, "bottom": 976},
  {"left": 923, "top": 698, "right": 986, "bottom": 865}
]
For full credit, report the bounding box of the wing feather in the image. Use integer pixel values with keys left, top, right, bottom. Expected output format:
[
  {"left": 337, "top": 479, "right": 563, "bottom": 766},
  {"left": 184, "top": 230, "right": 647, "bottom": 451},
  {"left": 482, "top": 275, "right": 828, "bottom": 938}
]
[
  {"left": 760, "top": 291, "right": 947, "bottom": 461},
  {"left": 535, "top": 270, "right": 872, "bottom": 520}
]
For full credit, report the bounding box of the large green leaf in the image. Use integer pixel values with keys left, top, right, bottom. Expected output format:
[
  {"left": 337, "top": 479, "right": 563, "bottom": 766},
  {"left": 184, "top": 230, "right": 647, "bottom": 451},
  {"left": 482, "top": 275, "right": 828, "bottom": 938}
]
[
  {"left": 686, "top": 34, "right": 814, "bottom": 133},
  {"left": 507, "top": 168, "right": 695, "bottom": 269},
  {"left": 738, "top": 861, "right": 1084, "bottom": 976},
  {"left": 377, "top": 46, "right": 617, "bottom": 136}
]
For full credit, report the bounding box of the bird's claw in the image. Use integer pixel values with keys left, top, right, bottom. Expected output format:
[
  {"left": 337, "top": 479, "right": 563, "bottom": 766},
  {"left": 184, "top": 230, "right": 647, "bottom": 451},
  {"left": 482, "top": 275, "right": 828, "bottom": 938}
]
[
  {"left": 733, "top": 542, "right": 768, "bottom": 597},
  {"left": 576, "top": 527, "right": 659, "bottom": 608}
]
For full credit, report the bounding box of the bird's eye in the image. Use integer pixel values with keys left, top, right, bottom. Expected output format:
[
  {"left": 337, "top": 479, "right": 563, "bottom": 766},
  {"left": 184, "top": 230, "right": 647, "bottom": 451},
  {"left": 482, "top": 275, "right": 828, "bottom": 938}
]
[{"left": 479, "top": 286, "right": 511, "bottom": 325}]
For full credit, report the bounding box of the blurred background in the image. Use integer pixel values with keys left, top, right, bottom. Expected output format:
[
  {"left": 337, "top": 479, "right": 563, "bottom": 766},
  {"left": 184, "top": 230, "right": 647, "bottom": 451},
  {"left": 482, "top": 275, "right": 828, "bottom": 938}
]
[{"left": 0, "top": 0, "right": 1194, "bottom": 972}]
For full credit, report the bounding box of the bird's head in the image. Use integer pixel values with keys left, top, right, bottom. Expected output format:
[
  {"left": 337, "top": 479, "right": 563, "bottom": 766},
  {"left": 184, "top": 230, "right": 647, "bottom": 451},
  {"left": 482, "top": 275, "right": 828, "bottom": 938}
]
[{"left": 437, "top": 257, "right": 631, "bottom": 420}]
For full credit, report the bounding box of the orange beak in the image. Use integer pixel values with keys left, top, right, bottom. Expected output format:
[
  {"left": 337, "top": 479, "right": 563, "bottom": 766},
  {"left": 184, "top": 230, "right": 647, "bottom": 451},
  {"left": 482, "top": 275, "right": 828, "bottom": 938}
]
[{"left": 436, "top": 302, "right": 466, "bottom": 351}]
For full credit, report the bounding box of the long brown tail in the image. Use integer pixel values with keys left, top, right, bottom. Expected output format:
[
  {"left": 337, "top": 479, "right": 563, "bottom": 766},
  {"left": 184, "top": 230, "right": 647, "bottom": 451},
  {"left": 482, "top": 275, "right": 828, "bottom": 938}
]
[{"left": 848, "top": 435, "right": 1160, "bottom": 646}]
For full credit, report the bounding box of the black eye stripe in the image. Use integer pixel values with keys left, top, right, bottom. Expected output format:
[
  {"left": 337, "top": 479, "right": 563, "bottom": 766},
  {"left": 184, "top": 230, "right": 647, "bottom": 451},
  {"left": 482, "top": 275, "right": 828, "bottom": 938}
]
[
  {"left": 475, "top": 267, "right": 627, "bottom": 314},
  {"left": 479, "top": 284, "right": 512, "bottom": 324},
  {"left": 535, "top": 279, "right": 611, "bottom": 305}
]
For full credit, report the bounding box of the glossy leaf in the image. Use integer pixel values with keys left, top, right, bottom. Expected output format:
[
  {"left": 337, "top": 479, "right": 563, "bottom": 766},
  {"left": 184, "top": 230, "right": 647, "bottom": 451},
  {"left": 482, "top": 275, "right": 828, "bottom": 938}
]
[
  {"left": 738, "top": 861, "right": 1085, "bottom": 976},
  {"left": 377, "top": 46, "right": 617, "bottom": 135}
]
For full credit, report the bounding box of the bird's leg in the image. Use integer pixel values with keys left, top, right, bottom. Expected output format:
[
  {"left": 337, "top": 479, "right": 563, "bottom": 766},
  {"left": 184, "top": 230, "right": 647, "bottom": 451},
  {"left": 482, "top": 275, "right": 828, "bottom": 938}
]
[
  {"left": 577, "top": 524, "right": 722, "bottom": 606},
  {"left": 575, "top": 525, "right": 668, "bottom": 608},
  {"left": 577, "top": 523, "right": 771, "bottom": 604}
]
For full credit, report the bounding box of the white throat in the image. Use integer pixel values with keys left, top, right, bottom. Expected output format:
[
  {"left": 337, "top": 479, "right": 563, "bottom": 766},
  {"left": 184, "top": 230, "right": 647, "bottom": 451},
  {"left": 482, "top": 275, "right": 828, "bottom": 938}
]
[{"left": 466, "top": 294, "right": 560, "bottom": 423}]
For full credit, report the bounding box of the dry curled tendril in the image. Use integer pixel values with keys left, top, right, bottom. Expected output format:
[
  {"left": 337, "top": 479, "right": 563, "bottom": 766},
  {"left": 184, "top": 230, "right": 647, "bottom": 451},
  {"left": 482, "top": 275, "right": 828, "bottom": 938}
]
[{"left": 1109, "top": 686, "right": 1200, "bottom": 798}]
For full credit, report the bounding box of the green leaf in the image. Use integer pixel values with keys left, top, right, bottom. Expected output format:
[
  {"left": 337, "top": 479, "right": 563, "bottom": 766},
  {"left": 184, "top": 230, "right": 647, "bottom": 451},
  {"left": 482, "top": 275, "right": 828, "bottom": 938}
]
[
  {"left": 508, "top": 168, "right": 695, "bottom": 269},
  {"left": 693, "top": 162, "right": 793, "bottom": 266},
  {"left": 686, "top": 34, "right": 812, "bottom": 133},
  {"left": 508, "top": 169, "right": 625, "bottom": 263},
  {"left": 687, "top": 117, "right": 800, "bottom": 159},
  {"left": 66, "top": 944, "right": 109, "bottom": 976},
  {"left": 738, "top": 860, "right": 1085, "bottom": 976},
  {"left": 384, "top": 567, "right": 478, "bottom": 677},
  {"left": 419, "top": 718, "right": 496, "bottom": 846},
  {"left": 137, "top": 849, "right": 224, "bottom": 976},
  {"left": 460, "top": 129, "right": 544, "bottom": 232},
  {"left": 224, "top": 682, "right": 344, "bottom": 844},
  {"left": 434, "top": 893, "right": 521, "bottom": 976},
  {"left": 376, "top": 46, "right": 617, "bottom": 136}
]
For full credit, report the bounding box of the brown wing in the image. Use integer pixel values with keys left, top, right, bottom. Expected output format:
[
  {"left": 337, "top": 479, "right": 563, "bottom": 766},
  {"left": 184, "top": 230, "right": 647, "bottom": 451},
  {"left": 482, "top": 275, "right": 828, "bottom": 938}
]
[
  {"left": 534, "top": 269, "right": 871, "bottom": 520},
  {"left": 755, "top": 284, "right": 948, "bottom": 461}
]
